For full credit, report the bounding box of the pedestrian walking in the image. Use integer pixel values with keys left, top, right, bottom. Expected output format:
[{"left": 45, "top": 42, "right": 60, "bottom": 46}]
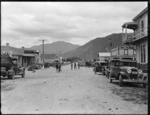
[
  {"left": 56, "top": 63, "right": 59, "bottom": 72},
  {"left": 74, "top": 62, "right": 76, "bottom": 69},
  {"left": 58, "top": 63, "right": 62, "bottom": 72},
  {"left": 76, "top": 62, "right": 78, "bottom": 69},
  {"left": 78, "top": 62, "right": 80, "bottom": 69},
  {"left": 71, "top": 62, "right": 73, "bottom": 70},
  {"left": 32, "top": 63, "right": 35, "bottom": 73}
]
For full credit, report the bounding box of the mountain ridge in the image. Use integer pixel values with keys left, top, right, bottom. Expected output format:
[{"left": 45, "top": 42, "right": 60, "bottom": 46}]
[
  {"left": 30, "top": 41, "right": 80, "bottom": 54},
  {"left": 61, "top": 33, "right": 123, "bottom": 60}
]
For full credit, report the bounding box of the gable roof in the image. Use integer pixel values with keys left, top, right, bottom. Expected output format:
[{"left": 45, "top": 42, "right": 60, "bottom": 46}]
[
  {"left": 1, "top": 46, "right": 24, "bottom": 56},
  {"left": 133, "top": 7, "right": 148, "bottom": 21}
]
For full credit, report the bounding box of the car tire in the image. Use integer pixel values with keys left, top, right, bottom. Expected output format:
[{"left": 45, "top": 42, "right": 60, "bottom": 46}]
[
  {"left": 106, "top": 73, "right": 108, "bottom": 78},
  {"left": 109, "top": 73, "right": 112, "bottom": 83},
  {"left": 143, "top": 83, "right": 146, "bottom": 88},
  {"left": 8, "top": 72, "right": 15, "bottom": 79},
  {"left": 143, "top": 77, "right": 147, "bottom": 88},
  {"left": 119, "top": 74, "right": 123, "bottom": 87}
]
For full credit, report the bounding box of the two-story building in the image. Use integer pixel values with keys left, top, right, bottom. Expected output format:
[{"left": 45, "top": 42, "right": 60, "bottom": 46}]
[
  {"left": 122, "top": 7, "right": 148, "bottom": 72},
  {"left": 111, "top": 45, "right": 136, "bottom": 60}
]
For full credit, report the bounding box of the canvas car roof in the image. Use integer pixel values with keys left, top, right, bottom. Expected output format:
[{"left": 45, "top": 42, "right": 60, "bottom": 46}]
[
  {"left": 95, "top": 61, "right": 108, "bottom": 63},
  {"left": 110, "top": 59, "right": 136, "bottom": 62}
]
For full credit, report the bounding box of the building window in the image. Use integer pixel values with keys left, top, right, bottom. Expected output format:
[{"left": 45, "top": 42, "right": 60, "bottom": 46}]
[
  {"left": 124, "top": 49, "right": 128, "bottom": 55},
  {"left": 133, "top": 49, "right": 136, "bottom": 55},
  {"left": 119, "top": 49, "right": 124, "bottom": 55},
  {"left": 141, "top": 19, "right": 144, "bottom": 32},
  {"left": 141, "top": 44, "right": 146, "bottom": 63}
]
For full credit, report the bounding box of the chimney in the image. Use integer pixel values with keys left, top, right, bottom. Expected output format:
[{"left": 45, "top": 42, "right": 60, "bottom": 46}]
[{"left": 6, "top": 43, "right": 9, "bottom": 46}]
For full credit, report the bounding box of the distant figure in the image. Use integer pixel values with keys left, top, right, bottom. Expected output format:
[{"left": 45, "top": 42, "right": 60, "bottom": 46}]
[
  {"left": 76, "top": 62, "right": 78, "bottom": 69},
  {"left": 78, "top": 62, "right": 80, "bottom": 69},
  {"left": 74, "top": 62, "right": 76, "bottom": 69},
  {"left": 71, "top": 62, "right": 73, "bottom": 70},
  {"left": 58, "top": 63, "right": 62, "bottom": 72},
  {"left": 55, "top": 63, "right": 58, "bottom": 71},
  {"left": 56, "top": 62, "right": 61, "bottom": 72}
]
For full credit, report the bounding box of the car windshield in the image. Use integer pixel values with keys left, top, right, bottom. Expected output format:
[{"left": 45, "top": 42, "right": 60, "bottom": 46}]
[
  {"left": 101, "top": 63, "right": 108, "bottom": 66},
  {"left": 120, "top": 61, "right": 136, "bottom": 67}
]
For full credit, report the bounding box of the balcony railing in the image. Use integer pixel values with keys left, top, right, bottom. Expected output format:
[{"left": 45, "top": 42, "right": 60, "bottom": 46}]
[
  {"left": 134, "top": 27, "right": 148, "bottom": 41},
  {"left": 122, "top": 33, "right": 135, "bottom": 44}
]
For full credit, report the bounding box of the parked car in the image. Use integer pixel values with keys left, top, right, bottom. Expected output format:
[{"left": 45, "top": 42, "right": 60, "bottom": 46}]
[
  {"left": 93, "top": 61, "right": 108, "bottom": 75},
  {"left": 106, "top": 59, "right": 147, "bottom": 87},
  {"left": 34, "top": 64, "right": 42, "bottom": 69},
  {"left": 1, "top": 55, "right": 25, "bottom": 79}
]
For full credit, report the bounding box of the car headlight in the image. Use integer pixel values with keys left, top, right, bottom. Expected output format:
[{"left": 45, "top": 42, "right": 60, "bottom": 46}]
[
  {"left": 127, "top": 69, "right": 131, "bottom": 74},
  {"left": 138, "top": 69, "right": 143, "bottom": 74}
]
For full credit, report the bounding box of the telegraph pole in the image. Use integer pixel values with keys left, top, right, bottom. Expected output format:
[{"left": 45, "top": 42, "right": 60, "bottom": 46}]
[
  {"left": 42, "top": 40, "right": 45, "bottom": 64},
  {"left": 38, "top": 39, "right": 48, "bottom": 66},
  {"left": 109, "top": 38, "right": 112, "bottom": 60}
]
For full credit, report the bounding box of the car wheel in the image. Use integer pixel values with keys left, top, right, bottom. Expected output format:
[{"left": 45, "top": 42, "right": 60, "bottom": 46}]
[
  {"left": 106, "top": 73, "right": 108, "bottom": 78},
  {"left": 143, "top": 77, "right": 147, "bottom": 88},
  {"left": 109, "top": 73, "right": 112, "bottom": 83},
  {"left": 143, "top": 83, "right": 146, "bottom": 88},
  {"left": 103, "top": 72, "right": 105, "bottom": 75},
  {"left": 119, "top": 74, "right": 123, "bottom": 87},
  {"left": 8, "top": 72, "right": 15, "bottom": 79}
]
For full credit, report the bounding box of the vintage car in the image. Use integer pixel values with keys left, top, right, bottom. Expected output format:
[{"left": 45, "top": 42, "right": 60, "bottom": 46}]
[
  {"left": 107, "top": 59, "right": 147, "bottom": 87},
  {"left": 1, "top": 55, "right": 25, "bottom": 79},
  {"left": 93, "top": 61, "right": 108, "bottom": 75}
]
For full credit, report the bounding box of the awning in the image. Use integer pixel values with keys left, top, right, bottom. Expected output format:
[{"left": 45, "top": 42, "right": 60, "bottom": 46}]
[{"left": 122, "top": 22, "right": 138, "bottom": 30}]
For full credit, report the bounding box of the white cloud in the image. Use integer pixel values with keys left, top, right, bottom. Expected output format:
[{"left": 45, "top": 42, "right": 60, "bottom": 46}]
[{"left": 1, "top": 2, "right": 147, "bottom": 48}]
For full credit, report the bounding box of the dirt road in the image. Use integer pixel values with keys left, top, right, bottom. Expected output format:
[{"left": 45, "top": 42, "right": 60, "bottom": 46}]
[{"left": 1, "top": 65, "right": 148, "bottom": 114}]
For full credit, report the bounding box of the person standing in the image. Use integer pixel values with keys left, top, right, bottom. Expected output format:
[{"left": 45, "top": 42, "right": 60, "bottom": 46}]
[
  {"left": 78, "top": 62, "right": 80, "bottom": 69},
  {"left": 56, "top": 63, "right": 59, "bottom": 72},
  {"left": 74, "top": 62, "right": 76, "bottom": 69},
  {"left": 58, "top": 62, "right": 62, "bottom": 72},
  {"left": 76, "top": 61, "right": 78, "bottom": 69}
]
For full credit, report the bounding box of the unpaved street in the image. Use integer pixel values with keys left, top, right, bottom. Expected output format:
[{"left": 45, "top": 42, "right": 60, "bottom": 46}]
[{"left": 1, "top": 65, "right": 148, "bottom": 114}]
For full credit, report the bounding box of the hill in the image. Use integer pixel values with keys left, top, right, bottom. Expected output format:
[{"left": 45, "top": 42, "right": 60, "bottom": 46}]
[
  {"left": 30, "top": 41, "right": 80, "bottom": 54},
  {"left": 62, "top": 33, "right": 123, "bottom": 60}
]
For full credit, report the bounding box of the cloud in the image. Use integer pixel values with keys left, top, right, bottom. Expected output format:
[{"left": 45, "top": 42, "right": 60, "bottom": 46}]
[{"left": 1, "top": 2, "right": 147, "bottom": 48}]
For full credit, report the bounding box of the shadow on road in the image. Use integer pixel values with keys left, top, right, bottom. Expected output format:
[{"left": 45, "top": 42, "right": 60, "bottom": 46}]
[
  {"left": 110, "top": 80, "right": 148, "bottom": 105},
  {"left": 111, "top": 80, "right": 144, "bottom": 88}
]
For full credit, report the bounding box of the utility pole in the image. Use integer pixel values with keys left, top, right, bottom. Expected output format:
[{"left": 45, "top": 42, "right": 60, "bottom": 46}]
[
  {"left": 38, "top": 39, "right": 48, "bottom": 66},
  {"left": 109, "top": 38, "right": 112, "bottom": 60}
]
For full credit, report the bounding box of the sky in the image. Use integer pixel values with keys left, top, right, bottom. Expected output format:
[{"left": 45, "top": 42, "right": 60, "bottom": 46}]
[{"left": 1, "top": 2, "right": 147, "bottom": 48}]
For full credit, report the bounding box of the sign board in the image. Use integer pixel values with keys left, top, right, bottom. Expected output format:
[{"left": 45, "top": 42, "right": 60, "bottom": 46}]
[{"left": 98, "top": 52, "right": 111, "bottom": 57}]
